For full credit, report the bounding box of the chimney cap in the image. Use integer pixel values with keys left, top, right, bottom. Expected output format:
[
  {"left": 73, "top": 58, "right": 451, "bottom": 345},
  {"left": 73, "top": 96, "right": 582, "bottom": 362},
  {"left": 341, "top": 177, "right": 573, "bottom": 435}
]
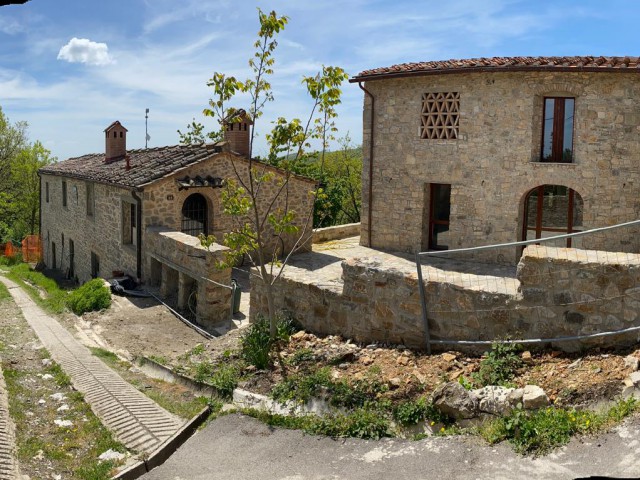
[
  {"left": 222, "top": 108, "right": 253, "bottom": 125},
  {"left": 104, "top": 120, "right": 129, "bottom": 132}
]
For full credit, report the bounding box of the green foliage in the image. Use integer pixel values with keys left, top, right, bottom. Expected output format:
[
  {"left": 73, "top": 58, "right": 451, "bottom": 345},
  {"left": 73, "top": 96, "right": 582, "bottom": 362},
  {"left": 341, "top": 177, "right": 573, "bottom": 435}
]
[
  {"left": 210, "top": 363, "right": 240, "bottom": 398},
  {"left": 186, "top": 9, "right": 347, "bottom": 340},
  {"left": 241, "top": 315, "right": 292, "bottom": 369},
  {"left": 286, "top": 348, "right": 315, "bottom": 366},
  {"left": 271, "top": 367, "right": 332, "bottom": 404},
  {"left": 0, "top": 251, "right": 22, "bottom": 266},
  {"left": 270, "top": 365, "right": 388, "bottom": 411},
  {"left": 5, "top": 263, "right": 68, "bottom": 313},
  {"left": 393, "top": 397, "right": 430, "bottom": 427},
  {"left": 473, "top": 342, "right": 524, "bottom": 387},
  {"left": 458, "top": 375, "right": 474, "bottom": 390},
  {"left": 479, "top": 398, "right": 640, "bottom": 456},
  {"left": 66, "top": 278, "right": 111, "bottom": 315},
  {"left": 245, "top": 408, "right": 391, "bottom": 440}
]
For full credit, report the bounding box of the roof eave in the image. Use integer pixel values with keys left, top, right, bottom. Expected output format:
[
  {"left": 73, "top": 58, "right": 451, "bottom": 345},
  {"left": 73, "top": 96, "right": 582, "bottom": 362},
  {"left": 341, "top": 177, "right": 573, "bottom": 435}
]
[{"left": 349, "top": 65, "right": 640, "bottom": 83}]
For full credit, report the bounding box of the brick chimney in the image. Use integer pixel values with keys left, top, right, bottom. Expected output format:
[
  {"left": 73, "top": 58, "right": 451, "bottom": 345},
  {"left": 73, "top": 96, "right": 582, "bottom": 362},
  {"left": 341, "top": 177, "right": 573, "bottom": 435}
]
[
  {"left": 104, "top": 121, "right": 128, "bottom": 163},
  {"left": 223, "top": 109, "right": 252, "bottom": 157}
]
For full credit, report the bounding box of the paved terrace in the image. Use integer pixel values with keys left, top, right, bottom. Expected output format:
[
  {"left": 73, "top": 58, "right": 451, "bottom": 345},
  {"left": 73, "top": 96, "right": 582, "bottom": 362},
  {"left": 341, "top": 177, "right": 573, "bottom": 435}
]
[{"left": 286, "top": 236, "right": 519, "bottom": 296}]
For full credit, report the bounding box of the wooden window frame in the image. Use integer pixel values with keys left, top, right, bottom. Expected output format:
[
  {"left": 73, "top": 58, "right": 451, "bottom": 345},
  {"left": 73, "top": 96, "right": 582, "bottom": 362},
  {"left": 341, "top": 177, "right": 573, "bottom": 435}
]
[{"left": 541, "top": 97, "right": 575, "bottom": 163}]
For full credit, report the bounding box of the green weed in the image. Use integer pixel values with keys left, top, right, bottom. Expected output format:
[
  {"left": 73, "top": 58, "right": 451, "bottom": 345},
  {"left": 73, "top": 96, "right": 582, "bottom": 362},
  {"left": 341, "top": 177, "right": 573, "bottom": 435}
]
[
  {"left": 241, "top": 315, "right": 293, "bottom": 370},
  {"left": 210, "top": 363, "right": 240, "bottom": 398},
  {"left": 473, "top": 342, "right": 523, "bottom": 387}
]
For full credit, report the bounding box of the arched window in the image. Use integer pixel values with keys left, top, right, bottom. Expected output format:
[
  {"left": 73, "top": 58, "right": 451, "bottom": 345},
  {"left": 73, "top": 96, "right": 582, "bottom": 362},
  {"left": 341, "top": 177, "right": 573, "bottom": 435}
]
[
  {"left": 523, "top": 185, "right": 583, "bottom": 247},
  {"left": 181, "top": 193, "right": 208, "bottom": 237}
]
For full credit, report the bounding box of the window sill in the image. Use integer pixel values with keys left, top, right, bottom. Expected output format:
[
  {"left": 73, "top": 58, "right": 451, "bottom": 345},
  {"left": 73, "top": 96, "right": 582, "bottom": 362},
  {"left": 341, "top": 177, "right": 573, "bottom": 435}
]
[{"left": 529, "top": 161, "right": 577, "bottom": 166}]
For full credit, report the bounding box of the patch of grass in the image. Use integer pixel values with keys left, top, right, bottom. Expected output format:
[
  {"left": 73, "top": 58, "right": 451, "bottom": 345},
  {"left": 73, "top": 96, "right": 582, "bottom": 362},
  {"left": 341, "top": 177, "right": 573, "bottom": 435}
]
[
  {"left": 66, "top": 278, "right": 111, "bottom": 315},
  {"left": 147, "top": 354, "right": 169, "bottom": 366},
  {"left": 244, "top": 407, "right": 392, "bottom": 440},
  {"left": 478, "top": 398, "right": 640, "bottom": 456},
  {"left": 193, "top": 360, "right": 215, "bottom": 383},
  {"left": 210, "top": 363, "right": 240, "bottom": 398},
  {"left": 0, "top": 283, "right": 9, "bottom": 302},
  {"left": 90, "top": 347, "right": 120, "bottom": 364},
  {"left": 473, "top": 342, "right": 524, "bottom": 387},
  {"left": 0, "top": 253, "right": 23, "bottom": 266},
  {"left": 46, "top": 362, "right": 72, "bottom": 387},
  {"left": 271, "top": 367, "right": 332, "bottom": 404},
  {"left": 5, "top": 263, "right": 69, "bottom": 313}
]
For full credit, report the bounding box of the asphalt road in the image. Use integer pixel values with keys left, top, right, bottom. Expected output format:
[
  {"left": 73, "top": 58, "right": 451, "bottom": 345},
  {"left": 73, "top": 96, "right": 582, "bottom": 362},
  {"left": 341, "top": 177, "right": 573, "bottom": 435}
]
[{"left": 141, "top": 413, "right": 640, "bottom": 480}]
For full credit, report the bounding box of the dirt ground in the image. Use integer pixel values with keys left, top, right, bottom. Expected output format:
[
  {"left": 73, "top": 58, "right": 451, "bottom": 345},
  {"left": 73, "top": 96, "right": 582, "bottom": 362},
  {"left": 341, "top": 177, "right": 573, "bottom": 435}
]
[
  {"left": 61, "top": 291, "right": 640, "bottom": 409},
  {"left": 59, "top": 293, "right": 245, "bottom": 363}
]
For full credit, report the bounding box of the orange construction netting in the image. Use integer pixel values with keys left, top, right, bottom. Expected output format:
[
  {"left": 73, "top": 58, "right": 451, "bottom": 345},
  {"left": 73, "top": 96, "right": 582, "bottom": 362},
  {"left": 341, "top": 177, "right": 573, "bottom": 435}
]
[{"left": 21, "top": 235, "right": 42, "bottom": 262}]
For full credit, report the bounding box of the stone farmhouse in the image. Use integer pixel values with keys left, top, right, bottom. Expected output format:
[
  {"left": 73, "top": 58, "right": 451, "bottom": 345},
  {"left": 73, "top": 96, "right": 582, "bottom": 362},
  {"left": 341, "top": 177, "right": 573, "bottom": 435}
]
[
  {"left": 39, "top": 116, "right": 315, "bottom": 329},
  {"left": 350, "top": 56, "right": 640, "bottom": 261}
]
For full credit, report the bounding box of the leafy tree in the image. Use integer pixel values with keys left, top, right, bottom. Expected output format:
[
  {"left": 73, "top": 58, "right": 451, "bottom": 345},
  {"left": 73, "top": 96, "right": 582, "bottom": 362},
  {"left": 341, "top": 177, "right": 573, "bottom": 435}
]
[
  {"left": 0, "top": 108, "right": 55, "bottom": 242},
  {"left": 184, "top": 9, "right": 348, "bottom": 339}
]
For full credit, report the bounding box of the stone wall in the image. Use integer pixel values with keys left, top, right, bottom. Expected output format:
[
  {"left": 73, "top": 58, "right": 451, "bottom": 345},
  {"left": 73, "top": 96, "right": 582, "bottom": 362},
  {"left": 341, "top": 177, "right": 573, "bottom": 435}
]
[
  {"left": 251, "top": 246, "right": 640, "bottom": 352},
  {"left": 145, "top": 227, "right": 232, "bottom": 329},
  {"left": 40, "top": 174, "right": 137, "bottom": 283},
  {"left": 143, "top": 152, "right": 316, "bottom": 258},
  {"left": 360, "top": 71, "right": 640, "bottom": 260},
  {"left": 41, "top": 151, "right": 316, "bottom": 284},
  {"left": 312, "top": 223, "right": 361, "bottom": 244}
]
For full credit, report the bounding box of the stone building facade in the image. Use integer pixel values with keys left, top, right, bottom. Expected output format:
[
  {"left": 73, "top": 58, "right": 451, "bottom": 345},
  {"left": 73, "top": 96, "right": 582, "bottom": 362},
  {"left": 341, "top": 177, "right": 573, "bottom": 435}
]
[
  {"left": 39, "top": 121, "right": 315, "bottom": 329},
  {"left": 350, "top": 56, "right": 640, "bottom": 262}
]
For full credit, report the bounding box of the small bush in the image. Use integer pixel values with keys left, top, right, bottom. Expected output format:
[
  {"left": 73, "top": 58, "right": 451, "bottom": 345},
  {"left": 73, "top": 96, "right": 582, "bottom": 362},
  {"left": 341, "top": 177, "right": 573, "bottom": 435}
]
[
  {"left": 271, "top": 368, "right": 332, "bottom": 404},
  {"left": 473, "top": 342, "right": 523, "bottom": 387},
  {"left": 0, "top": 253, "right": 22, "bottom": 266},
  {"left": 210, "top": 364, "right": 240, "bottom": 398},
  {"left": 241, "top": 314, "right": 294, "bottom": 370},
  {"left": 393, "top": 398, "right": 429, "bottom": 427},
  {"left": 66, "top": 279, "right": 111, "bottom": 315}
]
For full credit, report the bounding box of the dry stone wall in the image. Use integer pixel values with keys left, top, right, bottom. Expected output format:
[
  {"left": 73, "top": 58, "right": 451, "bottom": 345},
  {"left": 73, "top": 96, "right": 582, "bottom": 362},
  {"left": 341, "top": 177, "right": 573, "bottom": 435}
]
[{"left": 252, "top": 245, "right": 640, "bottom": 352}]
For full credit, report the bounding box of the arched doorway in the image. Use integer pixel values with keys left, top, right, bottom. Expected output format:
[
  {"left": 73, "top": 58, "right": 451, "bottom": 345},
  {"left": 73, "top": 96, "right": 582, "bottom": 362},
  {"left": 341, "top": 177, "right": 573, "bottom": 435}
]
[
  {"left": 181, "top": 193, "right": 208, "bottom": 237},
  {"left": 523, "top": 185, "right": 583, "bottom": 247}
]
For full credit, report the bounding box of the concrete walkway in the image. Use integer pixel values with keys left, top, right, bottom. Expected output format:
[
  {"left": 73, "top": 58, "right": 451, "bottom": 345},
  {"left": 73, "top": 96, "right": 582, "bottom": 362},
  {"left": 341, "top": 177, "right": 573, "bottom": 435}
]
[
  {"left": 0, "top": 276, "right": 185, "bottom": 454},
  {"left": 0, "top": 365, "right": 18, "bottom": 480}
]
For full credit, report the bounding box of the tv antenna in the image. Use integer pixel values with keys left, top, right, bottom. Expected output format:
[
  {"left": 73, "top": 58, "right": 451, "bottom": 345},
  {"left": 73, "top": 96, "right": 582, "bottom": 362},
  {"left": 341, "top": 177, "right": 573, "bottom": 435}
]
[{"left": 145, "top": 108, "right": 150, "bottom": 148}]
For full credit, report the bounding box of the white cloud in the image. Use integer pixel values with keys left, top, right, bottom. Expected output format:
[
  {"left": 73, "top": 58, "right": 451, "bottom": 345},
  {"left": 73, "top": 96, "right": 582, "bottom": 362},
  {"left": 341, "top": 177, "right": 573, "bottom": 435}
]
[
  {"left": 57, "top": 37, "right": 114, "bottom": 66},
  {"left": 0, "top": 16, "right": 23, "bottom": 35}
]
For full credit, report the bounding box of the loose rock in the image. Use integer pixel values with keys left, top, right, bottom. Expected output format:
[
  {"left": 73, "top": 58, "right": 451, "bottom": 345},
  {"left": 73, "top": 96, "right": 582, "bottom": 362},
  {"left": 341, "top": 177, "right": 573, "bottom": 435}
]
[
  {"left": 431, "top": 382, "right": 478, "bottom": 419},
  {"left": 522, "top": 385, "right": 549, "bottom": 409},
  {"left": 624, "top": 355, "right": 639, "bottom": 371},
  {"left": 473, "top": 386, "right": 515, "bottom": 416}
]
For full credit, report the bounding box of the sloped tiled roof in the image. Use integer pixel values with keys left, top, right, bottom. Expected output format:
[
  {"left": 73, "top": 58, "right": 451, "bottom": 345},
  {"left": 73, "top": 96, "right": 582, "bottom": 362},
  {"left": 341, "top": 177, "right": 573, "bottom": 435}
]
[
  {"left": 39, "top": 144, "right": 223, "bottom": 188},
  {"left": 350, "top": 56, "right": 640, "bottom": 82}
]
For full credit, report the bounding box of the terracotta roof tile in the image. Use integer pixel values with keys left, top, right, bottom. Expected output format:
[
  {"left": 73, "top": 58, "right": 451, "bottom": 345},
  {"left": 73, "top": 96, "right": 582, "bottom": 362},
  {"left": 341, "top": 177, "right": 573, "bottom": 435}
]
[
  {"left": 350, "top": 56, "right": 640, "bottom": 82},
  {"left": 39, "top": 144, "right": 222, "bottom": 188}
]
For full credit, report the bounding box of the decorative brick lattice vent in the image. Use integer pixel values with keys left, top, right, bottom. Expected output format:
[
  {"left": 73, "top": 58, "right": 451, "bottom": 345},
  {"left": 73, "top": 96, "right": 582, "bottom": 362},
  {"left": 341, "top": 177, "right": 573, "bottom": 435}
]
[{"left": 420, "top": 92, "right": 460, "bottom": 139}]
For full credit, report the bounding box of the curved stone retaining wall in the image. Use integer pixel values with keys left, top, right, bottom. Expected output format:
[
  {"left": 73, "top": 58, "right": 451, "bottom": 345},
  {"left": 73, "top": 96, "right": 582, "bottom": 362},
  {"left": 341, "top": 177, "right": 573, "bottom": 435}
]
[{"left": 251, "top": 245, "right": 640, "bottom": 352}]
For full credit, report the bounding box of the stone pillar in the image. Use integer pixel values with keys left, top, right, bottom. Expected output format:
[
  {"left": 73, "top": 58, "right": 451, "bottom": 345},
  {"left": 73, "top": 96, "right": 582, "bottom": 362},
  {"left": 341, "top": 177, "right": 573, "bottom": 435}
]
[{"left": 160, "top": 264, "right": 179, "bottom": 304}]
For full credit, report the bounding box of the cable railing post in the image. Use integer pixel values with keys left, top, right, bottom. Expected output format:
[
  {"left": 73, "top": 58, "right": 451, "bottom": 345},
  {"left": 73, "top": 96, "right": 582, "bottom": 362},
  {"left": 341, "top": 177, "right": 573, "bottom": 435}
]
[{"left": 416, "top": 252, "right": 431, "bottom": 355}]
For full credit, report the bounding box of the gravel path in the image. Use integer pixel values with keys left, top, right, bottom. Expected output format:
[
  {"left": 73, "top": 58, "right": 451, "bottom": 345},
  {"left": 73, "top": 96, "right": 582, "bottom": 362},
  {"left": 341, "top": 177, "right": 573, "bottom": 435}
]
[{"left": 0, "top": 276, "right": 185, "bottom": 454}]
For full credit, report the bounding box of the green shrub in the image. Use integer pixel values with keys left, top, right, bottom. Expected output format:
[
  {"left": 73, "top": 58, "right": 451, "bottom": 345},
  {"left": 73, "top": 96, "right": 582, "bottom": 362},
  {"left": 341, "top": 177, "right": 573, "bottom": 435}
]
[
  {"left": 0, "top": 253, "right": 22, "bottom": 266},
  {"left": 393, "top": 398, "right": 429, "bottom": 427},
  {"left": 66, "top": 279, "right": 111, "bottom": 315},
  {"left": 473, "top": 342, "right": 523, "bottom": 387},
  {"left": 271, "top": 368, "right": 332, "bottom": 404},
  {"left": 241, "top": 315, "right": 294, "bottom": 370},
  {"left": 210, "top": 364, "right": 240, "bottom": 398}
]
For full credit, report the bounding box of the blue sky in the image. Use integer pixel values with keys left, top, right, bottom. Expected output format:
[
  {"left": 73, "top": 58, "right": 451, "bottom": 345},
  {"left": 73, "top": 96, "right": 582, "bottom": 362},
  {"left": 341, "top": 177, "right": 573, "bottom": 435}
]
[{"left": 1, "top": 0, "right": 639, "bottom": 161}]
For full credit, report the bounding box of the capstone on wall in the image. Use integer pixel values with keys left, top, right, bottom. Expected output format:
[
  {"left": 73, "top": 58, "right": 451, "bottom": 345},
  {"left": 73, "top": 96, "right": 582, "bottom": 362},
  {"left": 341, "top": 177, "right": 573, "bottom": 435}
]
[
  {"left": 360, "top": 71, "right": 640, "bottom": 260},
  {"left": 252, "top": 246, "right": 640, "bottom": 352}
]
